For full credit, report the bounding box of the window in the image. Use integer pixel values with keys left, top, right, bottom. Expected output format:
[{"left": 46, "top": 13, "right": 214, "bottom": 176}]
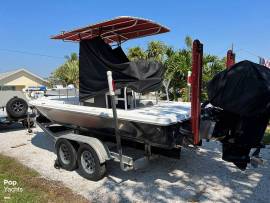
[{"left": 0, "top": 86, "right": 16, "bottom": 91}]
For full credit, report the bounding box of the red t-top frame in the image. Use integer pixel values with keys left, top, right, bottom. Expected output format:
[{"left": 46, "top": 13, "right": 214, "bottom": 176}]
[{"left": 51, "top": 16, "right": 170, "bottom": 44}]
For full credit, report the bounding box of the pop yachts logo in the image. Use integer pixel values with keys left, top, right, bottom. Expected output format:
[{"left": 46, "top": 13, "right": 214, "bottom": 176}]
[{"left": 3, "top": 179, "right": 23, "bottom": 193}]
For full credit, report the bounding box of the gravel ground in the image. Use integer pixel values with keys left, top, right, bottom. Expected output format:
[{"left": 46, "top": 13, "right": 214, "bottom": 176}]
[{"left": 0, "top": 126, "right": 269, "bottom": 203}]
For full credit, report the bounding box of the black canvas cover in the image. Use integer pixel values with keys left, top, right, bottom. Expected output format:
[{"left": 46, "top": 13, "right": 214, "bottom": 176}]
[
  {"left": 79, "top": 37, "right": 163, "bottom": 101},
  {"left": 207, "top": 60, "right": 270, "bottom": 117}
]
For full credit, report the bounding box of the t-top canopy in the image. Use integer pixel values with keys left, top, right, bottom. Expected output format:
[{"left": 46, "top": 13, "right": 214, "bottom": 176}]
[{"left": 51, "top": 16, "right": 170, "bottom": 43}]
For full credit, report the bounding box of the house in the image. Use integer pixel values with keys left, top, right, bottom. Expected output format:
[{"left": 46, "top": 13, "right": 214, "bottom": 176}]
[{"left": 0, "top": 68, "right": 48, "bottom": 91}]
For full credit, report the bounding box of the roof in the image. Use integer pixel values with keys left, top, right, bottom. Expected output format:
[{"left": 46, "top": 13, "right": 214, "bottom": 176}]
[
  {"left": 51, "top": 16, "right": 170, "bottom": 44},
  {"left": 0, "top": 70, "right": 17, "bottom": 81},
  {"left": 0, "top": 68, "right": 48, "bottom": 84}
]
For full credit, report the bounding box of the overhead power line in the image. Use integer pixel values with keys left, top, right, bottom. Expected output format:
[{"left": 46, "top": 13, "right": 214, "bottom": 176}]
[
  {"left": 235, "top": 48, "right": 269, "bottom": 60},
  {"left": 0, "top": 48, "right": 65, "bottom": 59}
]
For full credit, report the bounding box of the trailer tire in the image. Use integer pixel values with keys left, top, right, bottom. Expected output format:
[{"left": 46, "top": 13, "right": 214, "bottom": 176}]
[
  {"left": 6, "top": 97, "right": 28, "bottom": 119},
  {"left": 56, "top": 139, "right": 77, "bottom": 171},
  {"left": 77, "top": 144, "right": 106, "bottom": 181}
]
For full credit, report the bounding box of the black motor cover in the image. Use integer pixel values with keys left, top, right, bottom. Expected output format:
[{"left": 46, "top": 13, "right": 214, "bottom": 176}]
[
  {"left": 220, "top": 112, "right": 268, "bottom": 170},
  {"left": 208, "top": 60, "right": 270, "bottom": 117},
  {"left": 207, "top": 60, "right": 270, "bottom": 170}
]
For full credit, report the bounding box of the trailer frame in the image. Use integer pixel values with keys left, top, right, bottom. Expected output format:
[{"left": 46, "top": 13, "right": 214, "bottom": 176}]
[{"left": 35, "top": 116, "right": 159, "bottom": 180}]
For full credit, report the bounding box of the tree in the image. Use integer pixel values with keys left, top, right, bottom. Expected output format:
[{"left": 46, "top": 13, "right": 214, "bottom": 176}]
[
  {"left": 127, "top": 41, "right": 168, "bottom": 62},
  {"left": 127, "top": 46, "right": 146, "bottom": 61},
  {"left": 145, "top": 41, "right": 170, "bottom": 99},
  {"left": 185, "top": 36, "right": 193, "bottom": 50},
  {"left": 167, "top": 36, "right": 226, "bottom": 102},
  {"left": 165, "top": 49, "right": 191, "bottom": 101},
  {"left": 163, "top": 51, "right": 177, "bottom": 101},
  {"left": 163, "top": 36, "right": 192, "bottom": 101},
  {"left": 65, "top": 52, "right": 78, "bottom": 61},
  {"left": 50, "top": 53, "right": 79, "bottom": 87},
  {"left": 126, "top": 36, "right": 226, "bottom": 102},
  {"left": 201, "top": 55, "right": 226, "bottom": 100},
  {"left": 146, "top": 41, "right": 167, "bottom": 62},
  {"left": 127, "top": 38, "right": 193, "bottom": 101}
]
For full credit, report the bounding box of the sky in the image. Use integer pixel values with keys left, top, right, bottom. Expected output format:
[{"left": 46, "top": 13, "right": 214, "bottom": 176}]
[{"left": 0, "top": 0, "right": 269, "bottom": 77}]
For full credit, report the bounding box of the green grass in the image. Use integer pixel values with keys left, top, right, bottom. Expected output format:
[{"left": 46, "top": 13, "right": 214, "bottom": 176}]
[
  {"left": 0, "top": 154, "right": 88, "bottom": 203},
  {"left": 264, "top": 126, "right": 270, "bottom": 145}
]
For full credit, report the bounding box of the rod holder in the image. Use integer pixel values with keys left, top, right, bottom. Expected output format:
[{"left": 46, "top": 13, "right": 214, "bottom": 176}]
[{"left": 107, "top": 71, "right": 131, "bottom": 171}]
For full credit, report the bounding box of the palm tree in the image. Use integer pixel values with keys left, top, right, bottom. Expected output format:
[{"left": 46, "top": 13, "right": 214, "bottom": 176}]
[
  {"left": 127, "top": 46, "right": 146, "bottom": 61},
  {"left": 164, "top": 48, "right": 192, "bottom": 101},
  {"left": 51, "top": 53, "right": 79, "bottom": 87},
  {"left": 185, "top": 36, "right": 193, "bottom": 50},
  {"left": 65, "top": 52, "right": 78, "bottom": 61},
  {"left": 146, "top": 41, "right": 167, "bottom": 62}
]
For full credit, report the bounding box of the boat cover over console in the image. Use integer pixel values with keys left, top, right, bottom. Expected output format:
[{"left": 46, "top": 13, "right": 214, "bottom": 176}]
[{"left": 79, "top": 37, "right": 163, "bottom": 101}]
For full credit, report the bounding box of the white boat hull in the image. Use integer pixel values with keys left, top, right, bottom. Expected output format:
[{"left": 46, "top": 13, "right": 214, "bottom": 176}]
[{"left": 30, "top": 98, "right": 191, "bottom": 148}]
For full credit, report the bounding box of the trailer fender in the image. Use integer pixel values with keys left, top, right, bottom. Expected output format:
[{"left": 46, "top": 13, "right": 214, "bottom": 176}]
[{"left": 55, "top": 134, "right": 111, "bottom": 164}]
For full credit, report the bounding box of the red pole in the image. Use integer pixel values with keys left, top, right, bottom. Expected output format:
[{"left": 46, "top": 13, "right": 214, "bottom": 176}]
[
  {"left": 191, "top": 40, "right": 203, "bottom": 145},
  {"left": 226, "top": 50, "right": 235, "bottom": 69}
]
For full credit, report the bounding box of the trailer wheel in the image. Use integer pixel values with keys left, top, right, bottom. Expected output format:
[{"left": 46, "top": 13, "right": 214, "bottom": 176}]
[
  {"left": 77, "top": 144, "right": 106, "bottom": 181},
  {"left": 56, "top": 139, "right": 77, "bottom": 171}
]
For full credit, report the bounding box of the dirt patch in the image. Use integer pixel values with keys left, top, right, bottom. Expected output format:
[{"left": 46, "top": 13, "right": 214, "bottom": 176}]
[{"left": 0, "top": 154, "right": 88, "bottom": 203}]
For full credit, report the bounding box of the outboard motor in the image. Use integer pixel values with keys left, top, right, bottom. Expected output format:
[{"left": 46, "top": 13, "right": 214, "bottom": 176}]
[
  {"left": 204, "top": 60, "right": 270, "bottom": 170},
  {"left": 202, "top": 105, "right": 268, "bottom": 170}
]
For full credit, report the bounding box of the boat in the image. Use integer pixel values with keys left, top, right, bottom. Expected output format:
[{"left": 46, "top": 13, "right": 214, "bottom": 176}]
[
  {"left": 30, "top": 16, "right": 201, "bottom": 150},
  {"left": 30, "top": 16, "right": 269, "bottom": 171}
]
